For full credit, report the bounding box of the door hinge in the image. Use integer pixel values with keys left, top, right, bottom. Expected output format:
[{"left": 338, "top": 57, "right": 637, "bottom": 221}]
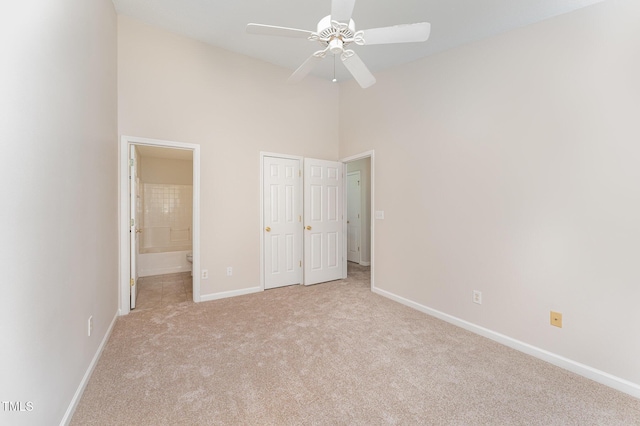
[
  {"left": 130, "top": 159, "right": 134, "bottom": 167},
  {"left": 299, "top": 215, "right": 302, "bottom": 222},
  {"left": 299, "top": 260, "right": 302, "bottom": 267},
  {"left": 299, "top": 170, "right": 301, "bottom": 177},
  {"left": 130, "top": 278, "right": 134, "bottom": 287},
  {"left": 358, "top": 247, "right": 360, "bottom": 252},
  {"left": 130, "top": 218, "right": 134, "bottom": 227}
]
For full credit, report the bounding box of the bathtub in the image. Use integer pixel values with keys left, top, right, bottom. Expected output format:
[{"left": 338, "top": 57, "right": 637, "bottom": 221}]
[{"left": 137, "top": 249, "right": 192, "bottom": 277}]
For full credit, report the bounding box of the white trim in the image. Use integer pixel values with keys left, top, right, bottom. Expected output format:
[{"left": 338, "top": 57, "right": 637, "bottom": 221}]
[
  {"left": 373, "top": 286, "right": 640, "bottom": 399},
  {"left": 200, "top": 286, "right": 262, "bottom": 302},
  {"left": 341, "top": 150, "right": 375, "bottom": 290},
  {"left": 59, "top": 311, "right": 118, "bottom": 426},
  {"left": 259, "top": 152, "right": 304, "bottom": 290},
  {"left": 359, "top": 261, "right": 371, "bottom": 267},
  {"left": 342, "top": 162, "right": 348, "bottom": 278},
  {"left": 119, "top": 135, "right": 202, "bottom": 315}
]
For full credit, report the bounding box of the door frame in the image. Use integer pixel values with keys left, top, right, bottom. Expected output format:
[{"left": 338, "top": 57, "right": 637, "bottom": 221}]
[
  {"left": 119, "top": 135, "right": 201, "bottom": 315},
  {"left": 129, "top": 144, "right": 139, "bottom": 309},
  {"left": 341, "top": 150, "right": 375, "bottom": 289},
  {"left": 259, "top": 150, "right": 375, "bottom": 290}
]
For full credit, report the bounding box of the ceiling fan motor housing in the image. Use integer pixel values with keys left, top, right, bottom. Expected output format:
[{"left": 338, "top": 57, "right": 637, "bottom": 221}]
[{"left": 317, "top": 15, "right": 355, "bottom": 54}]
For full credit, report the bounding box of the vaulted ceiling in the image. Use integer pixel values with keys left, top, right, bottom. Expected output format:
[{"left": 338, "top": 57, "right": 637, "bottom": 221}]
[{"left": 113, "top": 0, "right": 605, "bottom": 82}]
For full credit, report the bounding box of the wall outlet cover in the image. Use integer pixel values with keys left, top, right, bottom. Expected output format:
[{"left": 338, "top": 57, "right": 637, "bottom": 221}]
[{"left": 550, "top": 311, "right": 563, "bottom": 328}]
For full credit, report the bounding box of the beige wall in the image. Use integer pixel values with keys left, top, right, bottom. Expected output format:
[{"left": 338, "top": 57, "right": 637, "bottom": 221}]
[
  {"left": 0, "top": 0, "right": 118, "bottom": 424},
  {"left": 140, "top": 156, "right": 193, "bottom": 185},
  {"left": 340, "top": 0, "right": 640, "bottom": 387},
  {"left": 118, "top": 16, "right": 340, "bottom": 296}
]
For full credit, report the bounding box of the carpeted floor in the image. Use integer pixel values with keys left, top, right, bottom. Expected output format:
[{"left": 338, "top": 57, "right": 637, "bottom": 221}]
[{"left": 72, "top": 264, "right": 640, "bottom": 425}]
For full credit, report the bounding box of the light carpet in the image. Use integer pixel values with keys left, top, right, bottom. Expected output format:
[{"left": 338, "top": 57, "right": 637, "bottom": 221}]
[{"left": 72, "top": 264, "right": 640, "bottom": 425}]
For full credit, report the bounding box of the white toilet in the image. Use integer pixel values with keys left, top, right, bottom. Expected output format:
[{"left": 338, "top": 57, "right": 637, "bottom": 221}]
[{"left": 186, "top": 252, "right": 193, "bottom": 276}]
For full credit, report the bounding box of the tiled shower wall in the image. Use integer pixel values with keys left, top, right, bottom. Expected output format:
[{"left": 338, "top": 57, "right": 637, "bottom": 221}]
[{"left": 141, "top": 183, "right": 193, "bottom": 253}]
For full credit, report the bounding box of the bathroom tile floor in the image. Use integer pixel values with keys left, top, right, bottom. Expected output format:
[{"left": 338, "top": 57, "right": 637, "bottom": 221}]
[{"left": 133, "top": 272, "right": 193, "bottom": 312}]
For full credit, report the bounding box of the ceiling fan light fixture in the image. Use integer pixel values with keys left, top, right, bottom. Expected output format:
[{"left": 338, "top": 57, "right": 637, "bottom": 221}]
[{"left": 329, "top": 38, "right": 343, "bottom": 54}]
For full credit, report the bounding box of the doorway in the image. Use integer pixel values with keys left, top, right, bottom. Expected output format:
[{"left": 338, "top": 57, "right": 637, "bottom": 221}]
[
  {"left": 347, "top": 170, "right": 362, "bottom": 264},
  {"left": 119, "top": 136, "right": 201, "bottom": 315},
  {"left": 343, "top": 153, "right": 373, "bottom": 287}
]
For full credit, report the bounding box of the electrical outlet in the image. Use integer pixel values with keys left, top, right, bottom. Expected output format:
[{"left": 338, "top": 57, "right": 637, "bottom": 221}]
[
  {"left": 226, "top": 267, "right": 233, "bottom": 276},
  {"left": 472, "top": 290, "right": 482, "bottom": 305},
  {"left": 88, "top": 316, "right": 93, "bottom": 337},
  {"left": 201, "top": 269, "right": 208, "bottom": 279},
  {"left": 550, "top": 311, "right": 563, "bottom": 328}
]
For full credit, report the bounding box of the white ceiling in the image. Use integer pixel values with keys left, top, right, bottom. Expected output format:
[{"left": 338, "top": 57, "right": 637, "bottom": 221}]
[{"left": 112, "top": 0, "right": 605, "bottom": 82}]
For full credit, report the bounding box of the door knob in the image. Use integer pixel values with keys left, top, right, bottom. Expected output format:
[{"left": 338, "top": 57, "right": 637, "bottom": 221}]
[
  {"left": 135, "top": 228, "right": 142, "bottom": 234},
  {"left": 305, "top": 226, "right": 312, "bottom": 230},
  {"left": 265, "top": 227, "right": 271, "bottom": 232}
]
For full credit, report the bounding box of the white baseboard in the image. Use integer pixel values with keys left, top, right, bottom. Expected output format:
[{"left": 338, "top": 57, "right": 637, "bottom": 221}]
[
  {"left": 359, "top": 261, "right": 371, "bottom": 266},
  {"left": 372, "top": 287, "right": 640, "bottom": 400},
  {"left": 60, "top": 310, "right": 119, "bottom": 426},
  {"left": 200, "top": 286, "right": 262, "bottom": 302}
]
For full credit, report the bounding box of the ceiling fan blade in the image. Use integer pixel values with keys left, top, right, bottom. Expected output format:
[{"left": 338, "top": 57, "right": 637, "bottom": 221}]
[
  {"left": 246, "top": 23, "right": 314, "bottom": 39},
  {"left": 331, "top": 0, "right": 357, "bottom": 23},
  {"left": 341, "top": 51, "right": 376, "bottom": 89},
  {"left": 288, "top": 54, "right": 325, "bottom": 84},
  {"left": 360, "top": 22, "right": 431, "bottom": 45}
]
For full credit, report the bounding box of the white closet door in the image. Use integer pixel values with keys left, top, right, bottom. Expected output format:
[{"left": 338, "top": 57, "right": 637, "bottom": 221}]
[
  {"left": 304, "top": 158, "right": 343, "bottom": 285},
  {"left": 263, "top": 156, "right": 303, "bottom": 289}
]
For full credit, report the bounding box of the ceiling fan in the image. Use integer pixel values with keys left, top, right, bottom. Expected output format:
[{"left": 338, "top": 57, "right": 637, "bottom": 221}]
[{"left": 246, "top": 0, "right": 430, "bottom": 88}]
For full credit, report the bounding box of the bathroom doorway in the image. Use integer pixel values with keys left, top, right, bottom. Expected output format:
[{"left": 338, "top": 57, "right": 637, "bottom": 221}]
[{"left": 119, "top": 136, "right": 201, "bottom": 315}]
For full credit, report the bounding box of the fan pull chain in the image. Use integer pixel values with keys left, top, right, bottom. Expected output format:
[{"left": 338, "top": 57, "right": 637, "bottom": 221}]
[{"left": 333, "top": 55, "right": 337, "bottom": 82}]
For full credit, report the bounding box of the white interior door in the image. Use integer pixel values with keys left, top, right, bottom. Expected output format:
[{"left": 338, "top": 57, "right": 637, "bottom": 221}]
[
  {"left": 304, "top": 158, "right": 343, "bottom": 285},
  {"left": 129, "top": 145, "right": 138, "bottom": 309},
  {"left": 347, "top": 171, "right": 361, "bottom": 264},
  {"left": 263, "top": 156, "right": 303, "bottom": 289}
]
